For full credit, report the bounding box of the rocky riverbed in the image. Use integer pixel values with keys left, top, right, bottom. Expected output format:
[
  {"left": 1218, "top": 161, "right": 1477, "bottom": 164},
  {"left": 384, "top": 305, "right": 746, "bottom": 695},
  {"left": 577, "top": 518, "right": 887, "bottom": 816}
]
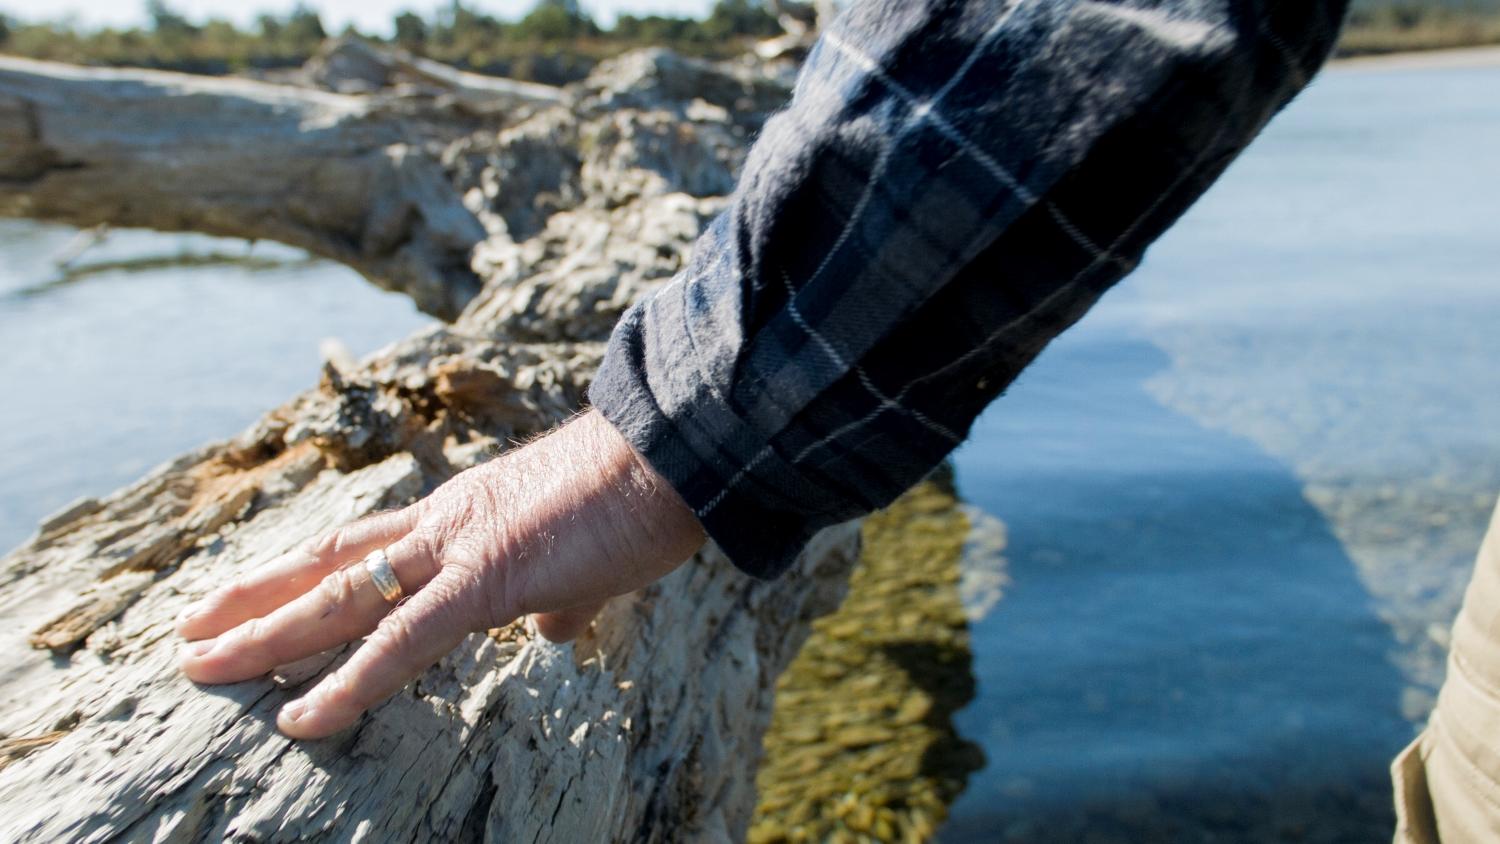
[{"left": 751, "top": 469, "right": 992, "bottom": 843}]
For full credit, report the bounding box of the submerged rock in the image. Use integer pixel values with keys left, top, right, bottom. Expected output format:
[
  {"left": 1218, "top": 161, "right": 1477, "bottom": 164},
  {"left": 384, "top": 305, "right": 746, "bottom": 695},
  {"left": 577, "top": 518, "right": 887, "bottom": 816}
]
[{"left": 751, "top": 469, "right": 993, "bottom": 843}]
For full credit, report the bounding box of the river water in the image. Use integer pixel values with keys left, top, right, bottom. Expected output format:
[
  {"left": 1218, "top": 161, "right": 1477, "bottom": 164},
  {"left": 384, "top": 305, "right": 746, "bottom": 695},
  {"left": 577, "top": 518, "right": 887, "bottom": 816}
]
[
  {"left": 943, "top": 60, "right": 1500, "bottom": 840},
  {"left": 0, "top": 60, "right": 1496, "bottom": 841},
  {"left": 0, "top": 229, "right": 433, "bottom": 548}
]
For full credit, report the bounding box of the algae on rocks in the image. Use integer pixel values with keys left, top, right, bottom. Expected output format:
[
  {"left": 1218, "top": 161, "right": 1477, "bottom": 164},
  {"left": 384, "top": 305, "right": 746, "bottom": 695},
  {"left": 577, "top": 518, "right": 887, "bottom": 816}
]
[{"left": 751, "top": 466, "right": 991, "bottom": 843}]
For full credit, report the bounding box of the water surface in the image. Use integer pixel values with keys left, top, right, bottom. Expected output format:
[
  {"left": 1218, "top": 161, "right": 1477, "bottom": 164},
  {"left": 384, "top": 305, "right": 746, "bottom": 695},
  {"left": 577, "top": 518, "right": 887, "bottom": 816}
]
[
  {"left": 0, "top": 224, "right": 433, "bottom": 551},
  {"left": 942, "top": 60, "right": 1500, "bottom": 840}
]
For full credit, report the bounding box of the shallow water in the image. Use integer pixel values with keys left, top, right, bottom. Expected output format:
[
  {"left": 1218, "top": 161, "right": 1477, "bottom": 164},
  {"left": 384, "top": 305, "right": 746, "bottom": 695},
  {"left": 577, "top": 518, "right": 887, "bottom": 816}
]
[
  {"left": 941, "top": 62, "right": 1500, "bottom": 840},
  {"left": 0, "top": 60, "right": 1496, "bottom": 842},
  {"left": 0, "top": 224, "right": 433, "bottom": 550}
]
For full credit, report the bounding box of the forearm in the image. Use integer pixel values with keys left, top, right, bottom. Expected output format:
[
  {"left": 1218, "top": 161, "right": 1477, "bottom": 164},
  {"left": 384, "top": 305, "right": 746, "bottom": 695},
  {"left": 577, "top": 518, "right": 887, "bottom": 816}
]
[{"left": 592, "top": 0, "right": 1352, "bottom": 578}]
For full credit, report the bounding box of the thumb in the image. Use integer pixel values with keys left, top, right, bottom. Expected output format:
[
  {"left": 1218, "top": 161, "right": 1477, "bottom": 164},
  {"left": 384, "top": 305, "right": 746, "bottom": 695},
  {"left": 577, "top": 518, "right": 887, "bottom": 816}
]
[{"left": 531, "top": 600, "right": 607, "bottom": 643}]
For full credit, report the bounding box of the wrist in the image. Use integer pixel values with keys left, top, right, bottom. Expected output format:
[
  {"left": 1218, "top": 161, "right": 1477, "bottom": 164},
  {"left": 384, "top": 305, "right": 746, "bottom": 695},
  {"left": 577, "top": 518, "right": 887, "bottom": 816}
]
[
  {"left": 504, "top": 410, "right": 705, "bottom": 617},
  {"left": 584, "top": 408, "right": 707, "bottom": 576}
]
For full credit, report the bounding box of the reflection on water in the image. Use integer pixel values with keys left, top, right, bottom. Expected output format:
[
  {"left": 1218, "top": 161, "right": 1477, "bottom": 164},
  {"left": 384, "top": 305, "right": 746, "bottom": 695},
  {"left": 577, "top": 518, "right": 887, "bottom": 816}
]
[
  {"left": 6, "top": 250, "right": 318, "bottom": 300},
  {"left": 752, "top": 469, "right": 988, "bottom": 843}
]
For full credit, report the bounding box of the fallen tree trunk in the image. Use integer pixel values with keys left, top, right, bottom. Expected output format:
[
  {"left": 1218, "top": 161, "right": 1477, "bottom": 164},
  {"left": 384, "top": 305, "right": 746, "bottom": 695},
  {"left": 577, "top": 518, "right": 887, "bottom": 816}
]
[
  {"left": 0, "top": 47, "right": 858, "bottom": 842},
  {"left": 303, "top": 37, "right": 567, "bottom": 114},
  {"left": 0, "top": 54, "right": 504, "bottom": 319}
]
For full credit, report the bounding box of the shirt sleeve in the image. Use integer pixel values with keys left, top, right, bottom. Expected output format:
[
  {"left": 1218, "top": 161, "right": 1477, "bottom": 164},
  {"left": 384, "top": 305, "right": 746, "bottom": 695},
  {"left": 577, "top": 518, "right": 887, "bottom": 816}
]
[{"left": 589, "top": 0, "right": 1350, "bottom": 578}]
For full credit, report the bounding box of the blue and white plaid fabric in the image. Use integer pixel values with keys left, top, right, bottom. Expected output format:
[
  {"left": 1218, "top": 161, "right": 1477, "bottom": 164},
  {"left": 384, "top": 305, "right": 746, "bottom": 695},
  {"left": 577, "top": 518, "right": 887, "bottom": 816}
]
[{"left": 591, "top": 0, "right": 1350, "bottom": 578}]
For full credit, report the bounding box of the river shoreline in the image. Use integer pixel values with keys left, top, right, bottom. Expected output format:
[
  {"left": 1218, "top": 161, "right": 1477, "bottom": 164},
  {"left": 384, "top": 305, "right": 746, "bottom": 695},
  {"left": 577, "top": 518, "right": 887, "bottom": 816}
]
[{"left": 1331, "top": 43, "right": 1500, "bottom": 71}]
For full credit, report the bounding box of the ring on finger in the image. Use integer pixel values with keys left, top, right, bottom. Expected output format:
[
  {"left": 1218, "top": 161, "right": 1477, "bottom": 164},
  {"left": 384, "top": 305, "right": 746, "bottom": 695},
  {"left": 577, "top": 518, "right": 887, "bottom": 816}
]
[{"left": 363, "top": 549, "right": 404, "bottom": 605}]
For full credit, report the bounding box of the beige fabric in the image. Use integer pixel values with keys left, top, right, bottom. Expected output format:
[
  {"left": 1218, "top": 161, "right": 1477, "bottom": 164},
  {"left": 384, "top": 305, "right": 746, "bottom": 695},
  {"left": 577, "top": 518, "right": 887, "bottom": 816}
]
[{"left": 1394, "top": 499, "right": 1500, "bottom": 843}]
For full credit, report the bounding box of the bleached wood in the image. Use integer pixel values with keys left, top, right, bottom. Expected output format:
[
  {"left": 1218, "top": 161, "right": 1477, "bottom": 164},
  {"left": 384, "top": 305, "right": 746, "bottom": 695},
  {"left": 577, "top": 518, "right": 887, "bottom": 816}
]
[
  {"left": 0, "top": 55, "right": 495, "bottom": 319},
  {"left": 0, "top": 47, "right": 856, "bottom": 842}
]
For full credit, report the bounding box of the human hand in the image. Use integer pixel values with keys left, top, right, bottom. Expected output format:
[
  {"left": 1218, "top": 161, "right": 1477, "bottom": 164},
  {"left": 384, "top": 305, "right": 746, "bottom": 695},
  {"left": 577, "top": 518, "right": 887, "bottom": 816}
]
[{"left": 175, "top": 410, "right": 704, "bottom": 739}]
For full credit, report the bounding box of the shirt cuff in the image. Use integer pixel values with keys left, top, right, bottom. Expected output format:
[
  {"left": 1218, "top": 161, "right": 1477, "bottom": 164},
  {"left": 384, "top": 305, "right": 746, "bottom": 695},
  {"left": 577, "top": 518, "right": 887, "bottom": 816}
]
[{"left": 590, "top": 290, "right": 831, "bottom": 580}]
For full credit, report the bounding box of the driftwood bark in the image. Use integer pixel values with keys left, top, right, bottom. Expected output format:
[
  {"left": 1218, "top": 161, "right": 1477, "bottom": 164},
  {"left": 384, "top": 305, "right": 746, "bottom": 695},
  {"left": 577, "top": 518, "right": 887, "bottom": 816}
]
[
  {"left": 0, "top": 54, "right": 504, "bottom": 318},
  {"left": 0, "top": 46, "right": 856, "bottom": 842},
  {"left": 303, "top": 38, "right": 567, "bottom": 114}
]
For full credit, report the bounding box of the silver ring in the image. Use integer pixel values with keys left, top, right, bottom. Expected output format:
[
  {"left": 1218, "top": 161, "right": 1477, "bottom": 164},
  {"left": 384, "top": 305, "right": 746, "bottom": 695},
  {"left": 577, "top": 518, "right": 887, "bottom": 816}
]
[{"left": 363, "top": 549, "right": 403, "bottom": 605}]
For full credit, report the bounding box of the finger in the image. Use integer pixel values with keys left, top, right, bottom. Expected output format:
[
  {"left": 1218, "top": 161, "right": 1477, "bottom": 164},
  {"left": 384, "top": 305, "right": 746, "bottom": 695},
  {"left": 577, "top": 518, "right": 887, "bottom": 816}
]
[
  {"left": 180, "top": 529, "right": 443, "bottom": 685},
  {"left": 531, "top": 600, "right": 606, "bottom": 644},
  {"left": 177, "top": 506, "right": 420, "bottom": 640},
  {"left": 277, "top": 569, "right": 480, "bottom": 739}
]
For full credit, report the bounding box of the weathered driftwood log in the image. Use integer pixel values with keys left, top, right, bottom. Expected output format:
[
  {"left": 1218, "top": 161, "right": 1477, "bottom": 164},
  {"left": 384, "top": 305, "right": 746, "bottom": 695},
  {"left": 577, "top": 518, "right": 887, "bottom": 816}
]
[
  {"left": 304, "top": 37, "right": 567, "bottom": 114},
  {"left": 0, "top": 55, "right": 503, "bottom": 318},
  {"left": 0, "top": 47, "right": 858, "bottom": 842}
]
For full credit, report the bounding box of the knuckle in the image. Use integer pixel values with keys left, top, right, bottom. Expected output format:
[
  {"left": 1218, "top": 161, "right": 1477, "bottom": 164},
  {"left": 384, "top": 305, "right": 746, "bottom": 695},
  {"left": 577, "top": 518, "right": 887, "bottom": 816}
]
[
  {"left": 315, "top": 568, "right": 358, "bottom": 618},
  {"left": 444, "top": 532, "right": 489, "bottom": 567},
  {"left": 317, "top": 528, "right": 352, "bottom": 560},
  {"left": 315, "top": 668, "right": 356, "bottom": 713},
  {"left": 424, "top": 566, "right": 490, "bottom": 631},
  {"left": 242, "top": 616, "right": 269, "bottom": 645},
  {"left": 231, "top": 616, "right": 282, "bottom": 665},
  {"left": 446, "top": 571, "right": 490, "bottom": 625},
  {"left": 219, "top": 574, "right": 253, "bottom": 601},
  {"left": 470, "top": 569, "right": 513, "bottom": 631},
  {"left": 304, "top": 530, "right": 338, "bottom": 560},
  {"left": 406, "top": 522, "right": 442, "bottom": 559},
  {"left": 378, "top": 614, "right": 420, "bottom": 653},
  {"left": 369, "top": 614, "right": 419, "bottom": 666},
  {"left": 403, "top": 529, "right": 447, "bottom": 582},
  {"left": 292, "top": 533, "right": 322, "bottom": 558}
]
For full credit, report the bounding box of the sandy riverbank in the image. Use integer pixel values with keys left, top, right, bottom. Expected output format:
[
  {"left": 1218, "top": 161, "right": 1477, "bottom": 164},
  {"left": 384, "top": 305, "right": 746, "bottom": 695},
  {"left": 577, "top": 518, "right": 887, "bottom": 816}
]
[{"left": 1332, "top": 43, "right": 1500, "bottom": 71}]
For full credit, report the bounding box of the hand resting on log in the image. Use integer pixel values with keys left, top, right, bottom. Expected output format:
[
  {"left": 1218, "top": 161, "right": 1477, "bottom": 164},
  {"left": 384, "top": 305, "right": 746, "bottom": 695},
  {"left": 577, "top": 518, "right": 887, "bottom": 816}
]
[{"left": 176, "top": 410, "right": 705, "bottom": 739}]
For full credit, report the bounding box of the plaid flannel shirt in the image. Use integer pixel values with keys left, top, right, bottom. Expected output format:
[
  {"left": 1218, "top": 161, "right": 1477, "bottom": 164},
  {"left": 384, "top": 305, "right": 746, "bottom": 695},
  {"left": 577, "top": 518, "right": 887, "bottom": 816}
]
[{"left": 590, "top": 0, "right": 1350, "bottom": 578}]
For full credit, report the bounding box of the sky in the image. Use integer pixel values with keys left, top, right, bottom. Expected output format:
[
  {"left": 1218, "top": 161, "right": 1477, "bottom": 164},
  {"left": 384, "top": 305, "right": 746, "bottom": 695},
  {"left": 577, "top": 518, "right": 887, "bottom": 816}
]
[{"left": 0, "top": 0, "right": 718, "bottom": 33}]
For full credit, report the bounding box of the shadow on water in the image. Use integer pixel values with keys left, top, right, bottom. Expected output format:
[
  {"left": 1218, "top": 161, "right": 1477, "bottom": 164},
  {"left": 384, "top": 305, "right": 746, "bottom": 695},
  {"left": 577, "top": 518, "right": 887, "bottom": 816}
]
[
  {"left": 4, "top": 251, "right": 317, "bottom": 301},
  {"left": 940, "top": 333, "right": 1413, "bottom": 842},
  {"left": 881, "top": 639, "right": 978, "bottom": 786},
  {"left": 751, "top": 467, "right": 988, "bottom": 842}
]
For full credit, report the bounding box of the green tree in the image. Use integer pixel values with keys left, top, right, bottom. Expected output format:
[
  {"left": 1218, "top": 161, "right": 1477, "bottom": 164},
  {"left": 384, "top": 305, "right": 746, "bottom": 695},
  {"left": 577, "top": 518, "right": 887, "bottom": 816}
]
[
  {"left": 615, "top": 14, "right": 692, "bottom": 43},
  {"left": 514, "top": 0, "right": 599, "bottom": 41},
  {"left": 256, "top": 14, "right": 282, "bottom": 40},
  {"left": 147, "top": 0, "right": 198, "bottom": 36},
  {"left": 393, "top": 11, "right": 427, "bottom": 49},
  {"left": 703, "top": 0, "right": 781, "bottom": 40},
  {"left": 283, "top": 5, "right": 327, "bottom": 45}
]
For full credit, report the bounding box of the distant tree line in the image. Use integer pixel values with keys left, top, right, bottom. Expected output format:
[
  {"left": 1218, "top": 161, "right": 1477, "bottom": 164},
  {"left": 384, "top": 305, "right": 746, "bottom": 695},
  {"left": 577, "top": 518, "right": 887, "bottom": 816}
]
[
  {"left": 1341, "top": 0, "right": 1500, "bottom": 55},
  {"left": 0, "top": 0, "right": 787, "bottom": 83},
  {"left": 1, "top": 0, "right": 1498, "bottom": 82}
]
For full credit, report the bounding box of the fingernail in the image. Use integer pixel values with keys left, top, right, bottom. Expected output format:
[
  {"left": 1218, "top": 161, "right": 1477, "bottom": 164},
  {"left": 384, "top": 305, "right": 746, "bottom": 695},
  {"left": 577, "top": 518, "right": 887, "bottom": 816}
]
[
  {"left": 176, "top": 603, "right": 202, "bottom": 627},
  {"left": 279, "top": 700, "right": 308, "bottom": 725},
  {"left": 185, "top": 640, "right": 216, "bottom": 658}
]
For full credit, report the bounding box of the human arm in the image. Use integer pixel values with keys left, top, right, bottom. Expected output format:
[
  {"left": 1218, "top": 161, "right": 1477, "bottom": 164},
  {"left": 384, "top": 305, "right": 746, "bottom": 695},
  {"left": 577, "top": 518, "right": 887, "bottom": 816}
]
[
  {"left": 591, "top": 0, "right": 1351, "bottom": 577},
  {"left": 178, "top": 0, "right": 1351, "bottom": 736}
]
